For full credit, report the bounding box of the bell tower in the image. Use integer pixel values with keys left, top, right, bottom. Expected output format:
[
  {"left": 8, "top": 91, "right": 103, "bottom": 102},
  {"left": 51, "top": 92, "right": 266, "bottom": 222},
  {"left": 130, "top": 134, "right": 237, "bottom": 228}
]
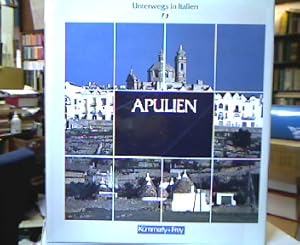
[{"left": 175, "top": 45, "right": 187, "bottom": 84}]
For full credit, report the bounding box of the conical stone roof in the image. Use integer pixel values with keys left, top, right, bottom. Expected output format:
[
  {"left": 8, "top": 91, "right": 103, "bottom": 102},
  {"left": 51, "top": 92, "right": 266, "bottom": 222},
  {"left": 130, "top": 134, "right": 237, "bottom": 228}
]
[
  {"left": 173, "top": 170, "right": 195, "bottom": 193},
  {"left": 140, "top": 179, "right": 157, "bottom": 198}
]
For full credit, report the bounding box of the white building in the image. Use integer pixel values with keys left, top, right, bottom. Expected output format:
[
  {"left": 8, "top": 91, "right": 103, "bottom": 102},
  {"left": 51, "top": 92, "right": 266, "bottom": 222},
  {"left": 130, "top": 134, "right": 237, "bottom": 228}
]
[
  {"left": 65, "top": 81, "right": 114, "bottom": 121},
  {"left": 214, "top": 92, "right": 263, "bottom": 128},
  {"left": 216, "top": 193, "right": 237, "bottom": 206},
  {"left": 172, "top": 187, "right": 211, "bottom": 212},
  {"left": 171, "top": 170, "right": 210, "bottom": 212}
]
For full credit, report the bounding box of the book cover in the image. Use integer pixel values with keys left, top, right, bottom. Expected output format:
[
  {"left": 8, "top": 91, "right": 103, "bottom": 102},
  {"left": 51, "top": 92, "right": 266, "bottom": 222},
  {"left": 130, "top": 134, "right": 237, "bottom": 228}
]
[{"left": 45, "top": 0, "right": 274, "bottom": 244}]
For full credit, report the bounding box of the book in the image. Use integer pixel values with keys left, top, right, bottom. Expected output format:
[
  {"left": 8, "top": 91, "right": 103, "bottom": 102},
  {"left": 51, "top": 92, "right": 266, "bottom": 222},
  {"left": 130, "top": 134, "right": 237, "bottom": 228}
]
[
  {"left": 278, "top": 11, "right": 289, "bottom": 35},
  {"left": 24, "top": 70, "right": 44, "bottom": 91},
  {"left": 0, "top": 118, "right": 10, "bottom": 134},
  {"left": 0, "top": 89, "right": 39, "bottom": 108},
  {"left": 283, "top": 68, "right": 294, "bottom": 91},
  {"left": 274, "top": 68, "right": 300, "bottom": 92},
  {"left": 268, "top": 139, "right": 300, "bottom": 238},
  {"left": 267, "top": 214, "right": 300, "bottom": 238},
  {"left": 285, "top": 40, "right": 300, "bottom": 62},
  {"left": 5, "top": 96, "right": 39, "bottom": 108},
  {"left": 46, "top": 0, "right": 273, "bottom": 244},
  {"left": 287, "top": 10, "right": 300, "bottom": 34},
  {"left": 267, "top": 190, "right": 299, "bottom": 221},
  {"left": 0, "top": 102, "right": 10, "bottom": 118},
  {"left": 269, "top": 178, "right": 298, "bottom": 194},
  {"left": 269, "top": 139, "right": 300, "bottom": 182}
]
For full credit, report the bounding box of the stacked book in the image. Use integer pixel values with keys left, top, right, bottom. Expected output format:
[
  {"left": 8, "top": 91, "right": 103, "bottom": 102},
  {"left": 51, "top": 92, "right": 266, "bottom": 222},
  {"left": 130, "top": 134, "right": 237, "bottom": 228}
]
[
  {"left": 0, "top": 100, "right": 11, "bottom": 134},
  {"left": 0, "top": 89, "right": 41, "bottom": 132},
  {"left": 268, "top": 139, "right": 300, "bottom": 239}
]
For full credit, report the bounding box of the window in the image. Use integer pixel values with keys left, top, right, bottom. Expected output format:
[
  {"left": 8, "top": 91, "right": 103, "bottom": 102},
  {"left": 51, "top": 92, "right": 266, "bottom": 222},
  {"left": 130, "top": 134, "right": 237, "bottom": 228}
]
[
  {"left": 234, "top": 105, "right": 239, "bottom": 112},
  {"left": 218, "top": 112, "right": 224, "bottom": 120},
  {"left": 221, "top": 196, "right": 232, "bottom": 205}
]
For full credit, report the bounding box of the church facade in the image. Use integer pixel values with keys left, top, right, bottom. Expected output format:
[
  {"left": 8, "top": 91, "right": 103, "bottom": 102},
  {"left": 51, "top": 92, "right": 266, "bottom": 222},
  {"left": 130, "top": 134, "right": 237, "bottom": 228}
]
[{"left": 126, "top": 45, "right": 212, "bottom": 91}]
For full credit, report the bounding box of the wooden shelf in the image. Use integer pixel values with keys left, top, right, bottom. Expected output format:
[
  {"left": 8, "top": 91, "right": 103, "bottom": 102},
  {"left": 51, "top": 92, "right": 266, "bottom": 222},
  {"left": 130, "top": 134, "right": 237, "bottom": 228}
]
[
  {"left": 271, "top": 138, "right": 300, "bottom": 147},
  {"left": 275, "top": 33, "right": 300, "bottom": 39},
  {"left": 274, "top": 91, "right": 300, "bottom": 98},
  {"left": 276, "top": 0, "right": 300, "bottom": 4}
]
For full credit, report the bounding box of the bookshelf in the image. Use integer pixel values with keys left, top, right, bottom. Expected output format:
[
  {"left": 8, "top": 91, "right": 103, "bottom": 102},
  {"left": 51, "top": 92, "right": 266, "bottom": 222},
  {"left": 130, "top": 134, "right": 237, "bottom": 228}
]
[
  {"left": 21, "top": 31, "right": 44, "bottom": 91},
  {"left": 274, "top": 1, "right": 300, "bottom": 105}
]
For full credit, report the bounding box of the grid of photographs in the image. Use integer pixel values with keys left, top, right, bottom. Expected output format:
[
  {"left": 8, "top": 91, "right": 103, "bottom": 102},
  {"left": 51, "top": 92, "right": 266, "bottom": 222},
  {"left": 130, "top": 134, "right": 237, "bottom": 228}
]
[{"left": 64, "top": 23, "right": 265, "bottom": 223}]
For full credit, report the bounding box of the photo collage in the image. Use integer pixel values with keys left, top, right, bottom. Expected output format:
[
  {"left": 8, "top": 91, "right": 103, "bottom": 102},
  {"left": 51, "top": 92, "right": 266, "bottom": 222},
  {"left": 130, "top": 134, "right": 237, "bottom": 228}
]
[{"left": 64, "top": 23, "right": 265, "bottom": 223}]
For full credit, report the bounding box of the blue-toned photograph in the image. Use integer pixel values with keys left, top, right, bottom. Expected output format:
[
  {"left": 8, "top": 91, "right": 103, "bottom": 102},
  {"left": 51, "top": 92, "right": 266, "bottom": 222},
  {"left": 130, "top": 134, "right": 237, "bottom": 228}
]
[
  {"left": 65, "top": 157, "right": 114, "bottom": 220},
  {"left": 214, "top": 92, "right": 263, "bottom": 158},
  {"left": 114, "top": 158, "right": 162, "bottom": 222},
  {"left": 166, "top": 24, "right": 215, "bottom": 90},
  {"left": 211, "top": 159, "right": 260, "bottom": 223},
  {"left": 116, "top": 23, "right": 214, "bottom": 91},
  {"left": 116, "top": 23, "right": 164, "bottom": 88},
  {"left": 162, "top": 159, "right": 211, "bottom": 222},
  {"left": 216, "top": 24, "right": 265, "bottom": 91}
]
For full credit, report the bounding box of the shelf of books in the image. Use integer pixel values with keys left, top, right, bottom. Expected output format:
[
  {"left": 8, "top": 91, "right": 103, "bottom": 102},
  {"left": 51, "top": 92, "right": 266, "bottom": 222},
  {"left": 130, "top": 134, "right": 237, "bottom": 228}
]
[
  {"left": 22, "top": 32, "right": 44, "bottom": 92},
  {"left": 274, "top": 2, "right": 300, "bottom": 105}
]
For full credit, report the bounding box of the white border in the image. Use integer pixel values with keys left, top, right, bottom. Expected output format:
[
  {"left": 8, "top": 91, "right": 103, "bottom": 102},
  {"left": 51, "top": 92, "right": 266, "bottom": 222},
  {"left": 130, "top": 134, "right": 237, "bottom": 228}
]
[{"left": 45, "top": 0, "right": 274, "bottom": 244}]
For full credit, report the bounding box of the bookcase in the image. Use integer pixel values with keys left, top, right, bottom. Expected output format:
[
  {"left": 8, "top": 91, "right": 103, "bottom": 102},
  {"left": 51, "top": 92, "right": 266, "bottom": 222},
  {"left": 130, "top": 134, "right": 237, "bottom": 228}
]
[
  {"left": 21, "top": 32, "right": 44, "bottom": 91},
  {"left": 274, "top": 1, "right": 300, "bottom": 105}
]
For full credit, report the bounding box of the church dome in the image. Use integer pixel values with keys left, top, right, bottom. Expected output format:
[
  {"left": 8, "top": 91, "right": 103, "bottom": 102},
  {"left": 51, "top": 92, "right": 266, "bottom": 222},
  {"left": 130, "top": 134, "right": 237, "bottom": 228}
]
[
  {"left": 148, "top": 50, "right": 175, "bottom": 73},
  {"left": 148, "top": 62, "right": 175, "bottom": 73}
]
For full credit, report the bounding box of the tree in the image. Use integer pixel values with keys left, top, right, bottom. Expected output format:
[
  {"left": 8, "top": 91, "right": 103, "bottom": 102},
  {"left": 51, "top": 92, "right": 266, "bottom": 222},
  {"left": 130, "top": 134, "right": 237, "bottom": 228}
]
[{"left": 231, "top": 128, "right": 251, "bottom": 148}]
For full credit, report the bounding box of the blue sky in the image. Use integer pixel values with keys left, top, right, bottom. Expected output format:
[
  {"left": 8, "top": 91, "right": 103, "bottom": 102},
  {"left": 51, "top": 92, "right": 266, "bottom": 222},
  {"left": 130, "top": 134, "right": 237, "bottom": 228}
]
[
  {"left": 166, "top": 24, "right": 215, "bottom": 87},
  {"left": 65, "top": 23, "right": 265, "bottom": 91},
  {"left": 216, "top": 24, "right": 265, "bottom": 91},
  {"left": 65, "top": 23, "right": 113, "bottom": 86},
  {"left": 116, "top": 23, "right": 163, "bottom": 84}
]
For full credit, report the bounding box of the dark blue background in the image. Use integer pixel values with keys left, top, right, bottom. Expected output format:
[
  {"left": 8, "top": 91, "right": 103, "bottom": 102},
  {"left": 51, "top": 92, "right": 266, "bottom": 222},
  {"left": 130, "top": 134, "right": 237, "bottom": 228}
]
[{"left": 115, "top": 91, "right": 214, "bottom": 157}]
